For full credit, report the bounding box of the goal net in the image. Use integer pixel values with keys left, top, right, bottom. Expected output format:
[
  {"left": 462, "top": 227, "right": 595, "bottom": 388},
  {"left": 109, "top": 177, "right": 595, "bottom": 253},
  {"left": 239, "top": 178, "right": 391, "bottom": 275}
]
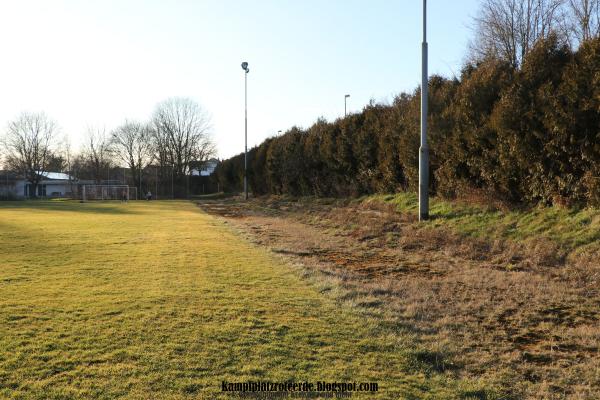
[{"left": 81, "top": 185, "right": 138, "bottom": 201}]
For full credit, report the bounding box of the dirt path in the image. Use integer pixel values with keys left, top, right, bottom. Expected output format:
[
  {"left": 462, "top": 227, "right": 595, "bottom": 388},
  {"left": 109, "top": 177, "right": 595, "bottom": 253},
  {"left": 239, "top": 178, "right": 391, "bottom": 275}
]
[{"left": 198, "top": 197, "right": 600, "bottom": 399}]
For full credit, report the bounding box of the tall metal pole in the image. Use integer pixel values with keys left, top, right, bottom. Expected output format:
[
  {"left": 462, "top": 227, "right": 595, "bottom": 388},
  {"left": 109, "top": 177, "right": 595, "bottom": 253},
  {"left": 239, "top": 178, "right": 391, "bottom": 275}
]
[
  {"left": 244, "top": 68, "right": 248, "bottom": 200},
  {"left": 419, "top": 0, "right": 429, "bottom": 221}
]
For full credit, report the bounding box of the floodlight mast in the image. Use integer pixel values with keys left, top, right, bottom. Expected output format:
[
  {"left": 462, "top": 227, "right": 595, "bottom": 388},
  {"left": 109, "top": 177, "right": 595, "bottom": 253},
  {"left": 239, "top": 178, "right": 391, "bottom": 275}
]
[
  {"left": 419, "top": 0, "right": 429, "bottom": 221},
  {"left": 241, "top": 62, "right": 249, "bottom": 200}
]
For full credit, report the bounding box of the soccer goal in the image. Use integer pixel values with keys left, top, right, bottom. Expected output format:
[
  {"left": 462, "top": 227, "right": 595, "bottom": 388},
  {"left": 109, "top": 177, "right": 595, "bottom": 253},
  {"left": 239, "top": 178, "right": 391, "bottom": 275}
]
[{"left": 81, "top": 185, "right": 138, "bottom": 201}]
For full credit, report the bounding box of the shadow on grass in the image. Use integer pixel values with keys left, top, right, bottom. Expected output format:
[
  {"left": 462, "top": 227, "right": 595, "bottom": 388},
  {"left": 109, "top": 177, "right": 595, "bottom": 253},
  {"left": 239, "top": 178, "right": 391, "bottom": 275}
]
[
  {"left": 405, "top": 348, "right": 461, "bottom": 374},
  {"left": 0, "top": 200, "right": 141, "bottom": 215},
  {"left": 190, "top": 192, "right": 238, "bottom": 201},
  {"left": 429, "top": 205, "right": 490, "bottom": 222}
]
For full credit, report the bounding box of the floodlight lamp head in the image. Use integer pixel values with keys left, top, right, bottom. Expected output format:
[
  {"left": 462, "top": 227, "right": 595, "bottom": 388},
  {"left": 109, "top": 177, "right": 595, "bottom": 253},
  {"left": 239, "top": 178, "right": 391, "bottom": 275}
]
[
  {"left": 241, "top": 62, "right": 249, "bottom": 72},
  {"left": 345, "top": 94, "right": 350, "bottom": 98}
]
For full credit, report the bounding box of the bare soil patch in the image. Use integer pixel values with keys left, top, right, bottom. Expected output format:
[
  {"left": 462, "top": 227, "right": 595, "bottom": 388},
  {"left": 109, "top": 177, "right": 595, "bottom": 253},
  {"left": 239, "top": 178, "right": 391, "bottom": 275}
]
[{"left": 198, "top": 196, "right": 600, "bottom": 399}]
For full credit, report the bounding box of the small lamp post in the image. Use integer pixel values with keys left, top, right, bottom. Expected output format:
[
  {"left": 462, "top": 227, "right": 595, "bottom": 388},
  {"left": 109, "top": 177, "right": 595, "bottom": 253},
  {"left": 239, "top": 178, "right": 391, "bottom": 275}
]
[{"left": 344, "top": 94, "right": 350, "bottom": 116}]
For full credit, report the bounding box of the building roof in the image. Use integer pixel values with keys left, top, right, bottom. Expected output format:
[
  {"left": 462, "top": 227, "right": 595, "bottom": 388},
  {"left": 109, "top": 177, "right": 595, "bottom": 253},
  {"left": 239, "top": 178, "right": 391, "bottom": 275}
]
[
  {"left": 39, "top": 171, "right": 75, "bottom": 181},
  {"left": 1, "top": 170, "right": 77, "bottom": 182}
]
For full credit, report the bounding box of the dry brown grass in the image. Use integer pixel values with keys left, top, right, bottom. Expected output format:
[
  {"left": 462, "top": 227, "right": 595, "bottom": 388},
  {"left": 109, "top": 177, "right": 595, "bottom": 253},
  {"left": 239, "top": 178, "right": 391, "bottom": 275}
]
[{"left": 198, "top": 196, "right": 600, "bottom": 399}]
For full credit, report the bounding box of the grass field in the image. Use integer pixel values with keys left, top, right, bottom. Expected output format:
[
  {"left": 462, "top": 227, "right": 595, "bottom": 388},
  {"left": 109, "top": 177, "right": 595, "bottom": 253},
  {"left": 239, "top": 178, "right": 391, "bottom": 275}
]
[{"left": 0, "top": 201, "right": 491, "bottom": 399}]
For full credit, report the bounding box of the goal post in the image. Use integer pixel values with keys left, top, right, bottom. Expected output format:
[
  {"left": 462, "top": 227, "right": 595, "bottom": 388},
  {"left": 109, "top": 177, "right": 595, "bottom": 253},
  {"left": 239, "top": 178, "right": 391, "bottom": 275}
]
[{"left": 81, "top": 185, "right": 137, "bottom": 201}]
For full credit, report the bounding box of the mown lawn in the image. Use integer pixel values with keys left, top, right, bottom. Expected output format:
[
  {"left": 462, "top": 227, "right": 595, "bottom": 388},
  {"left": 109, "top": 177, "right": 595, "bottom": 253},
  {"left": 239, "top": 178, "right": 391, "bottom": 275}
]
[{"left": 0, "top": 201, "right": 490, "bottom": 399}]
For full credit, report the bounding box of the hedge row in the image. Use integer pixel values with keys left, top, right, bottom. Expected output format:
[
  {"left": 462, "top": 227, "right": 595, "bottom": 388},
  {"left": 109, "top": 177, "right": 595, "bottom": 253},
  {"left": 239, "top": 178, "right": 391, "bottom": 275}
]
[{"left": 216, "top": 36, "right": 600, "bottom": 206}]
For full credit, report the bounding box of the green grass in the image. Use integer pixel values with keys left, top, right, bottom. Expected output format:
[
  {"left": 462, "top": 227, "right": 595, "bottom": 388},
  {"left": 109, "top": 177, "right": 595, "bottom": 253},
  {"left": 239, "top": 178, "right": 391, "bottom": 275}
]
[
  {"left": 0, "top": 201, "right": 491, "bottom": 399},
  {"left": 371, "top": 192, "right": 600, "bottom": 253}
]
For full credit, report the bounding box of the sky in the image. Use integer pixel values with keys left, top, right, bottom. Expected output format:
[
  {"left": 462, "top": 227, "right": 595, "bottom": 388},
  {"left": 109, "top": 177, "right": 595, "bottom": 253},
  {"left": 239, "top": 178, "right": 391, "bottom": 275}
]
[{"left": 0, "top": 0, "right": 480, "bottom": 160}]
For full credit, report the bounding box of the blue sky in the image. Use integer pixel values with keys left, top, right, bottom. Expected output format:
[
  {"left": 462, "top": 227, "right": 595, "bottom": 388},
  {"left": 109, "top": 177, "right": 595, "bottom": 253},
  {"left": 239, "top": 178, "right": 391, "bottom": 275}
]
[{"left": 0, "top": 0, "right": 480, "bottom": 159}]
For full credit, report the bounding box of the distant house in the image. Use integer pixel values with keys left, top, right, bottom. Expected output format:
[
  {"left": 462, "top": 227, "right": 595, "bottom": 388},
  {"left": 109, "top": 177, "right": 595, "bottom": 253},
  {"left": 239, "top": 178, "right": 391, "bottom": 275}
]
[
  {"left": 190, "top": 158, "right": 219, "bottom": 177},
  {"left": 0, "top": 171, "right": 77, "bottom": 199}
]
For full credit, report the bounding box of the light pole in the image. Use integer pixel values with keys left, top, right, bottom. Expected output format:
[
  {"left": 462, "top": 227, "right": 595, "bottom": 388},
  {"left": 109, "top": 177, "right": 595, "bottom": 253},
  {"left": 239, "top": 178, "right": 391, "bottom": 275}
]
[
  {"left": 241, "top": 61, "right": 249, "bottom": 200},
  {"left": 419, "top": 0, "right": 429, "bottom": 221},
  {"left": 344, "top": 94, "right": 350, "bottom": 116}
]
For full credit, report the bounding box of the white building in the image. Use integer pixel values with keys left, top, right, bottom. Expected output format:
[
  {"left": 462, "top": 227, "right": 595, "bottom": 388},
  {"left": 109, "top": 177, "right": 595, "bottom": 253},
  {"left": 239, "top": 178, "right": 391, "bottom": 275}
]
[{"left": 1, "top": 171, "right": 77, "bottom": 198}]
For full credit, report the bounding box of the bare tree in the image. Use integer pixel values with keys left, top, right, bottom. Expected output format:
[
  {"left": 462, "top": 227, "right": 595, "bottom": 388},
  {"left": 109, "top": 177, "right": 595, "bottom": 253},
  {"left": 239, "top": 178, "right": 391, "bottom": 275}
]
[
  {"left": 471, "top": 0, "right": 567, "bottom": 67},
  {"left": 111, "top": 120, "right": 153, "bottom": 191},
  {"left": 567, "top": 0, "right": 600, "bottom": 41},
  {"left": 152, "top": 98, "right": 215, "bottom": 189},
  {"left": 82, "top": 127, "right": 113, "bottom": 184},
  {"left": 0, "top": 133, "right": 5, "bottom": 169},
  {"left": 62, "top": 136, "right": 77, "bottom": 195},
  {"left": 3, "top": 112, "right": 58, "bottom": 197}
]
